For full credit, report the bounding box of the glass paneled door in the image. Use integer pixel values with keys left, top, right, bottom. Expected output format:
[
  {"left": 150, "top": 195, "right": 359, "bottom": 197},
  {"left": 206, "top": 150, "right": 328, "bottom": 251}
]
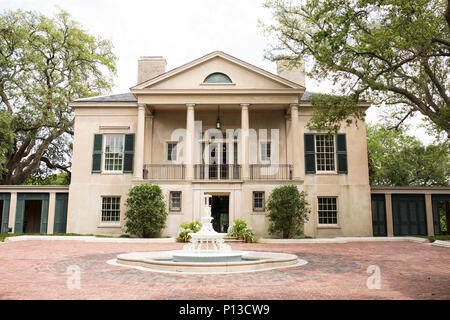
[{"left": 198, "top": 141, "right": 239, "bottom": 180}]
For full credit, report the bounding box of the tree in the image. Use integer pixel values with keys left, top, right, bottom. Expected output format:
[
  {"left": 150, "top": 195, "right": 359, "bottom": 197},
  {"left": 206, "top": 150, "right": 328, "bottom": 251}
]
[
  {"left": 266, "top": 185, "right": 311, "bottom": 238},
  {"left": 263, "top": 0, "right": 450, "bottom": 137},
  {"left": 0, "top": 10, "right": 117, "bottom": 184},
  {"left": 367, "top": 124, "right": 450, "bottom": 186},
  {"left": 124, "top": 184, "right": 167, "bottom": 238}
]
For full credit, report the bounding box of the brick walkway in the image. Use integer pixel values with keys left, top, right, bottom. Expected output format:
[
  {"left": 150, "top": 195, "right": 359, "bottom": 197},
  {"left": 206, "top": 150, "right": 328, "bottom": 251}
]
[{"left": 0, "top": 240, "right": 449, "bottom": 300}]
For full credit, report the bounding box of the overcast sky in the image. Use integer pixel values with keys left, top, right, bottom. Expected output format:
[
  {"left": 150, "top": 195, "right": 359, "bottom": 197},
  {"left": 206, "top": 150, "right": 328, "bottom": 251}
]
[{"left": 1, "top": 0, "right": 433, "bottom": 143}]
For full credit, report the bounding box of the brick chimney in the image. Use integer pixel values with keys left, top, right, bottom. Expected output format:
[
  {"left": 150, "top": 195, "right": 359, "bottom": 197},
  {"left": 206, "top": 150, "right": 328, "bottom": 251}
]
[
  {"left": 137, "top": 56, "right": 167, "bottom": 84},
  {"left": 276, "top": 60, "right": 305, "bottom": 87}
]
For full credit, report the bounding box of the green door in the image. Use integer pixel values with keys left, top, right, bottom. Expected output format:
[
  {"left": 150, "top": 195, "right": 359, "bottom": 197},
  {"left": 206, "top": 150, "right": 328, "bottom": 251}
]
[
  {"left": 0, "top": 193, "right": 11, "bottom": 234},
  {"left": 15, "top": 193, "right": 49, "bottom": 234},
  {"left": 371, "top": 194, "right": 387, "bottom": 236},
  {"left": 53, "top": 193, "right": 68, "bottom": 234}
]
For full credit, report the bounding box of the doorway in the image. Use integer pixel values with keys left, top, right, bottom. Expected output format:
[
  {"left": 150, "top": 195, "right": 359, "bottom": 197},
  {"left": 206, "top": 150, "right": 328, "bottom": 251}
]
[
  {"left": 15, "top": 193, "right": 49, "bottom": 234},
  {"left": 432, "top": 195, "right": 450, "bottom": 235},
  {"left": 211, "top": 195, "right": 229, "bottom": 233},
  {"left": 23, "top": 200, "right": 42, "bottom": 233}
]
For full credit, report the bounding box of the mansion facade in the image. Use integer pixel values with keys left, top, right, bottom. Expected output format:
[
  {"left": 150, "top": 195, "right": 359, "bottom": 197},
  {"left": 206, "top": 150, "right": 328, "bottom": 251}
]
[{"left": 67, "top": 51, "right": 373, "bottom": 238}]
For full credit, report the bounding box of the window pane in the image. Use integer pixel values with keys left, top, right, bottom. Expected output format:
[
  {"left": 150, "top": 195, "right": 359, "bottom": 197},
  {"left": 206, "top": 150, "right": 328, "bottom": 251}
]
[
  {"left": 101, "top": 197, "right": 120, "bottom": 222},
  {"left": 315, "top": 135, "right": 335, "bottom": 171},
  {"left": 104, "top": 135, "right": 124, "bottom": 171},
  {"left": 318, "top": 197, "right": 337, "bottom": 224}
]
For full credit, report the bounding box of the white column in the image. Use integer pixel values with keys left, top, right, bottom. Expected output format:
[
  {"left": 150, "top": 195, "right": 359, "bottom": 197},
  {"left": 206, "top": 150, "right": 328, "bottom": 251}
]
[
  {"left": 134, "top": 104, "right": 146, "bottom": 179},
  {"left": 186, "top": 104, "right": 195, "bottom": 180},
  {"left": 47, "top": 192, "right": 56, "bottom": 234},
  {"left": 144, "top": 112, "right": 153, "bottom": 165},
  {"left": 290, "top": 104, "right": 301, "bottom": 180},
  {"left": 8, "top": 192, "right": 17, "bottom": 232},
  {"left": 241, "top": 104, "right": 250, "bottom": 180}
]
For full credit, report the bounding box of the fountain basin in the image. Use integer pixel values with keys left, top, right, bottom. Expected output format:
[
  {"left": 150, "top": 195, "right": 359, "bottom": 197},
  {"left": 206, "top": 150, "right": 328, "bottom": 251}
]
[
  {"left": 113, "top": 250, "right": 306, "bottom": 273},
  {"left": 170, "top": 249, "right": 246, "bottom": 262}
]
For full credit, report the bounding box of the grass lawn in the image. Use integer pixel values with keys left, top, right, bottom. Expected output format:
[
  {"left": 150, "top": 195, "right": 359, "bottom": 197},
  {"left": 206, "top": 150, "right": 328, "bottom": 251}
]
[
  {"left": 0, "top": 233, "right": 122, "bottom": 242},
  {"left": 420, "top": 235, "right": 450, "bottom": 242}
]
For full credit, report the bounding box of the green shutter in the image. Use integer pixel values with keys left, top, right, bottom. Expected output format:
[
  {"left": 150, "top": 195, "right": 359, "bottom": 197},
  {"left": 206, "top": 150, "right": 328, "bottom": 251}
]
[
  {"left": 336, "top": 133, "right": 348, "bottom": 174},
  {"left": 304, "top": 133, "right": 316, "bottom": 173},
  {"left": 40, "top": 196, "right": 49, "bottom": 234},
  {"left": 123, "top": 133, "right": 134, "bottom": 173},
  {"left": 14, "top": 195, "right": 25, "bottom": 233},
  {"left": 53, "top": 193, "right": 68, "bottom": 234},
  {"left": 92, "top": 133, "right": 103, "bottom": 173},
  {"left": 1, "top": 194, "right": 10, "bottom": 234}
]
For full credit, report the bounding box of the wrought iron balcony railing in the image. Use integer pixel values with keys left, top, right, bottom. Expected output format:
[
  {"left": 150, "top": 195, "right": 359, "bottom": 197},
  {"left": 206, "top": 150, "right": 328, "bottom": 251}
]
[{"left": 143, "top": 164, "right": 185, "bottom": 180}]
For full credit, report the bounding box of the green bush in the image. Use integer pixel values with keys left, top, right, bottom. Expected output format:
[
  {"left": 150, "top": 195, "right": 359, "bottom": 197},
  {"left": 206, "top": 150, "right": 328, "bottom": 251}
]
[
  {"left": 124, "top": 184, "right": 167, "bottom": 238},
  {"left": 177, "top": 220, "right": 202, "bottom": 242},
  {"left": 266, "top": 185, "right": 311, "bottom": 239}
]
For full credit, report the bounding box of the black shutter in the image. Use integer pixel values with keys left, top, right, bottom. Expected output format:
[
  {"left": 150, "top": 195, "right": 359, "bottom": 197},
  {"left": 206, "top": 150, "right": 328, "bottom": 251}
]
[
  {"left": 92, "top": 133, "right": 103, "bottom": 173},
  {"left": 123, "top": 133, "right": 134, "bottom": 173},
  {"left": 336, "top": 133, "right": 348, "bottom": 174},
  {"left": 304, "top": 133, "right": 316, "bottom": 173}
]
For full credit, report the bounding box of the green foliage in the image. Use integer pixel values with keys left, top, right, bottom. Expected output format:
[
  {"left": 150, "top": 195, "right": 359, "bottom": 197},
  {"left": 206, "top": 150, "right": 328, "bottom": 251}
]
[
  {"left": 124, "top": 184, "right": 167, "bottom": 238},
  {"left": 0, "top": 9, "right": 117, "bottom": 184},
  {"left": 177, "top": 220, "right": 202, "bottom": 242},
  {"left": 367, "top": 124, "right": 450, "bottom": 186},
  {"left": 228, "top": 219, "right": 248, "bottom": 237},
  {"left": 309, "top": 93, "right": 365, "bottom": 134},
  {"left": 263, "top": 0, "right": 450, "bottom": 137},
  {"left": 23, "top": 172, "right": 70, "bottom": 185},
  {"left": 266, "top": 185, "right": 311, "bottom": 239}
]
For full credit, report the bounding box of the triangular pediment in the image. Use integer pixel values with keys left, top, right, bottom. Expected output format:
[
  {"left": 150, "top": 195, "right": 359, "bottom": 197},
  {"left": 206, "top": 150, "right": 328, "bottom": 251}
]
[{"left": 131, "top": 51, "right": 305, "bottom": 91}]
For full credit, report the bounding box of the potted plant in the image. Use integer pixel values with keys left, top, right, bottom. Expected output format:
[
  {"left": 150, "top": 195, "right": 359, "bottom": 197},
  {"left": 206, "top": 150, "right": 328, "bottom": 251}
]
[
  {"left": 229, "top": 219, "right": 247, "bottom": 239},
  {"left": 243, "top": 228, "right": 255, "bottom": 243}
]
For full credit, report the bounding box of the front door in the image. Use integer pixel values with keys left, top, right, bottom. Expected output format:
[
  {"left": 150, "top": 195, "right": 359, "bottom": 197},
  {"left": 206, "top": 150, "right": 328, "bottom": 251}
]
[{"left": 211, "top": 196, "right": 229, "bottom": 233}]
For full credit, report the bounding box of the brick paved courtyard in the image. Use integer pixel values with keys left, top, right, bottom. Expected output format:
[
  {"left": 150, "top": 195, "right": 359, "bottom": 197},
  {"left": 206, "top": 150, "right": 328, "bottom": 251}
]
[{"left": 0, "top": 240, "right": 449, "bottom": 300}]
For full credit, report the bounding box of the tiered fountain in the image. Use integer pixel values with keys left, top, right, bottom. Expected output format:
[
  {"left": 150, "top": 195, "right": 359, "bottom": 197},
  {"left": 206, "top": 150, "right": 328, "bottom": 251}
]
[
  {"left": 171, "top": 195, "right": 245, "bottom": 262},
  {"left": 113, "top": 194, "right": 305, "bottom": 273}
]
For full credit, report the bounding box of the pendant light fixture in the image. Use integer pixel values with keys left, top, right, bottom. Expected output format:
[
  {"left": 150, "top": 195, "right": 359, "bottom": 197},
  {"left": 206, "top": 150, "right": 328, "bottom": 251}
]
[{"left": 216, "top": 105, "right": 222, "bottom": 130}]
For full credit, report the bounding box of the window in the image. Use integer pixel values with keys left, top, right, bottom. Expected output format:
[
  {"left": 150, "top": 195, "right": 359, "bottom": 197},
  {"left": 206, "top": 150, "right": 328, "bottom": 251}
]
[
  {"left": 167, "top": 143, "right": 177, "bottom": 161},
  {"left": 261, "top": 142, "right": 271, "bottom": 161},
  {"left": 101, "top": 197, "right": 121, "bottom": 222},
  {"left": 253, "top": 191, "right": 265, "bottom": 211},
  {"left": 104, "top": 135, "right": 124, "bottom": 171},
  {"left": 169, "top": 191, "right": 182, "bottom": 211},
  {"left": 318, "top": 197, "right": 338, "bottom": 224},
  {"left": 203, "top": 72, "right": 232, "bottom": 83},
  {"left": 315, "top": 134, "right": 335, "bottom": 171}
]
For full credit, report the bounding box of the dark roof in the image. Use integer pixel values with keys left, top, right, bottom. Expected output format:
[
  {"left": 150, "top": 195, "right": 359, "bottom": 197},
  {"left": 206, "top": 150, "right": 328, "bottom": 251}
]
[
  {"left": 74, "top": 93, "right": 137, "bottom": 102},
  {"left": 300, "top": 91, "right": 313, "bottom": 101}
]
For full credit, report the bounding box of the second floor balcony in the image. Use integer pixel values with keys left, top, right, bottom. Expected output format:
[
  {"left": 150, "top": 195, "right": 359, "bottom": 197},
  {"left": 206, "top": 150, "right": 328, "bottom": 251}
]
[{"left": 142, "top": 163, "right": 292, "bottom": 181}]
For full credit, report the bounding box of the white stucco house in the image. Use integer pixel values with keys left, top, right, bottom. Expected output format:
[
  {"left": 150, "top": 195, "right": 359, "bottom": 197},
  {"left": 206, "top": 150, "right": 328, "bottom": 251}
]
[{"left": 65, "top": 51, "right": 373, "bottom": 238}]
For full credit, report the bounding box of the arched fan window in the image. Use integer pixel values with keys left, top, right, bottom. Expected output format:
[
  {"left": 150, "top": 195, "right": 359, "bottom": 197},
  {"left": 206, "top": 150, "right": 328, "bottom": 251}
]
[{"left": 203, "top": 72, "right": 232, "bottom": 83}]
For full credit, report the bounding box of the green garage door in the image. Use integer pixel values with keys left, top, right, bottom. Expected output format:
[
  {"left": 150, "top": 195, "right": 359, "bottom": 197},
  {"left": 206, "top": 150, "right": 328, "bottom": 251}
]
[{"left": 392, "top": 194, "right": 427, "bottom": 236}]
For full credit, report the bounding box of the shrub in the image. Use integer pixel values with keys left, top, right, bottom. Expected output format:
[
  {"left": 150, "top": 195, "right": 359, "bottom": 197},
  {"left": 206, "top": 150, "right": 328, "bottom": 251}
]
[
  {"left": 228, "top": 219, "right": 247, "bottom": 238},
  {"left": 266, "top": 185, "right": 311, "bottom": 239},
  {"left": 177, "top": 220, "right": 202, "bottom": 242},
  {"left": 124, "top": 184, "right": 167, "bottom": 238}
]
